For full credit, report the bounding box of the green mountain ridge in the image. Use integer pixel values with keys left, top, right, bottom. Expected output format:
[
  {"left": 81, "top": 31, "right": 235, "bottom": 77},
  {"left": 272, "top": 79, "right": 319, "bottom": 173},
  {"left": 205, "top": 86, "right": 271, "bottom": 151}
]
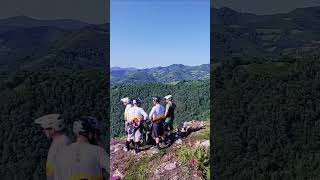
[
  {"left": 111, "top": 64, "right": 210, "bottom": 84},
  {"left": 212, "top": 6, "right": 320, "bottom": 61}
]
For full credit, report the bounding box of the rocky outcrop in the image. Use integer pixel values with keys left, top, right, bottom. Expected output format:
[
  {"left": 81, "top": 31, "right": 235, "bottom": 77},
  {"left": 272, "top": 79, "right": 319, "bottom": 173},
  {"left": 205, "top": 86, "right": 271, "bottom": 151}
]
[{"left": 110, "top": 120, "right": 210, "bottom": 180}]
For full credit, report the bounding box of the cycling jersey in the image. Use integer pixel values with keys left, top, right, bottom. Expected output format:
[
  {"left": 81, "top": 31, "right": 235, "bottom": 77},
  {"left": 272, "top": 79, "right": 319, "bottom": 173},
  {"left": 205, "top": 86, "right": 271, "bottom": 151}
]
[
  {"left": 124, "top": 104, "right": 133, "bottom": 120},
  {"left": 47, "top": 134, "right": 71, "bottom": 180},
  {"left": 55, "top": 142, "right": 108, "bottom": 180},
  {"left": 165, "top": 102, "right": 176, "bottom": 118},
  {"left": 127, "top": 106, "right": 148, "bottom": 123},
  {"left": 126, "top": 106, "right": 148, "bottom": 142},
  {"left": 149, "top": 104, "right": 165, "bottom": 122}
]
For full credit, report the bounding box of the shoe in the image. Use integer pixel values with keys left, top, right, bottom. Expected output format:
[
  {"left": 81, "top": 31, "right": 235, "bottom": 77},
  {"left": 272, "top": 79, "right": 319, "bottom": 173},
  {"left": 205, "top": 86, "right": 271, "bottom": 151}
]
[
  {"left": 125, "top": 141, "right": 130, "bottom": 152},
  {"left": 135, "top": 142, "right": 140, "bottom": 154}
]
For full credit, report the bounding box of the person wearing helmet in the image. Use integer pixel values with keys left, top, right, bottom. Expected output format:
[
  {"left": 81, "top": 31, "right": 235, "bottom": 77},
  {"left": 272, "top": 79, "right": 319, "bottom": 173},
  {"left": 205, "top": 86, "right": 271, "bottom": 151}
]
[
  {"left": 163, "top": 95, "right": 176, "bottom": 144},
  {"left": 149, "top": 96, "right": 165, "bottom": 151},
  {"left": 121, "top": 97, "right": 133, "bottom": 133},
  {"left": 55, "top": 116, "right": 108, "bottom": 180},
  {"left": 34, "top": 114, "right": 71, "bottom": 180},
  {"left": 125, "top": 98, "right": 148, "bottom": 154}
]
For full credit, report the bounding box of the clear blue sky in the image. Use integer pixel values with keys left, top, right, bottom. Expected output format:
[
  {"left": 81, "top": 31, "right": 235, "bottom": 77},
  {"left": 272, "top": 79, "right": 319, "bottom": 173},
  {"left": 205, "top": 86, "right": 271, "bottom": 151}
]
[{"left": 111, "top": 0, "right": 210, "bottom": 68}]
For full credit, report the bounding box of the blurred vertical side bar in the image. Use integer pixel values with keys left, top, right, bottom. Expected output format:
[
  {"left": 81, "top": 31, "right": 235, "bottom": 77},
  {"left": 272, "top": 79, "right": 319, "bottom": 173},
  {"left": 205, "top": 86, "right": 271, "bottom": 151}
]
[{"left": 210, "top": 0, "right": 216, "bottom": 179}]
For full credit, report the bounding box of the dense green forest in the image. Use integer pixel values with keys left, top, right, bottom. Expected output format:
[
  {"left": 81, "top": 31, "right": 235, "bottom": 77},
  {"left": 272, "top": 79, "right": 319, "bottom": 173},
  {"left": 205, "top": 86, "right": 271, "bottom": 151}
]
[
  {"left": 110, "top": 80, "right": 210, "bottom": 138},
  {"left": 0, "top": 69, "right": 109, "bottom": 179},
  {"left": 212, "top": 57, "right": 320, "bottom": 179},
  {"left": 0, "top": 68, "right": 210, "bottom": 178}
]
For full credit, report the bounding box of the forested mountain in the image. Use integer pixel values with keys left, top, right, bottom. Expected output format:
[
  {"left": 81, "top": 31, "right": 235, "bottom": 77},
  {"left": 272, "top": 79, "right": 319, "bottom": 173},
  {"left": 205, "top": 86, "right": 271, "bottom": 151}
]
[
  {"left": 0, "top": 70, "right": 109, "bottom": 179},
  {"left": 0, "top": 17, "right": 108, "bottom": 73},
  {"left": 212, "top": 6, "right": 320, "bottom": 61},
  {"left": 212, "top": 57, "right": 320, "bottom": 179},
  {"left": 0, "top": 17, "right": 109, "bottom": 179},
  {"left": 211, "top": 6, "right": 320, "bottom": 179},
  {"left": 110, "top": 80, "right": 210, "bottom": 138},
  {"left": 0, "top": 16, "right": 89, "bottom": 33},
  {"left": 110, "top": 64, "right": 210, "bottom": 84}
]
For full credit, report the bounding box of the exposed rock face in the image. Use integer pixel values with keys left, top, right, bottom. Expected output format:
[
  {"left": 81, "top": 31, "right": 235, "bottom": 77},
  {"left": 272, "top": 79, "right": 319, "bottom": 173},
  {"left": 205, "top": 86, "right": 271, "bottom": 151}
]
[
  {"left": 195, "top": 140, "right": 210, "bottom": 149},
  {"left": 181, "top": 120, "right": 205, "bottom": 133}
]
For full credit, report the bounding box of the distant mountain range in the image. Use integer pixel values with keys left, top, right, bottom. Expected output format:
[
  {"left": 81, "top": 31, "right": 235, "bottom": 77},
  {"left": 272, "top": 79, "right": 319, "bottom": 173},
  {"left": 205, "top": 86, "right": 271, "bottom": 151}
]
[
  {"left": 212, "top": 6, "right": 320, "bottom": 61},
  {"left": 3, "top": 5, "right": 320, "bottom": 75},
  {"left": 110, "top": 64, "right": 210, "bottom": 84},
  {"left": 0, "top": 16, "right": 109, "bottom": 73},
  {"left": 0, "top": 16, "right": 89, "bottom": 33}
]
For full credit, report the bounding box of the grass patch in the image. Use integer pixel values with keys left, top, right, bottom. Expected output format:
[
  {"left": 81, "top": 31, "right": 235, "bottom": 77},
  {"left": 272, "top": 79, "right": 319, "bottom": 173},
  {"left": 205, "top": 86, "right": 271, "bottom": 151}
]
[
  {"left": 191, "top": 128, "right": 210, "bottom": 141},
  {"left": 181, "top": 171, "right": 188, "bottom": 177},
  {"left": 176, "top": 145, "right": 210, "bottom": 180},
  {"left": 125, "top": 150, "right": 165, "bottom": 180}
]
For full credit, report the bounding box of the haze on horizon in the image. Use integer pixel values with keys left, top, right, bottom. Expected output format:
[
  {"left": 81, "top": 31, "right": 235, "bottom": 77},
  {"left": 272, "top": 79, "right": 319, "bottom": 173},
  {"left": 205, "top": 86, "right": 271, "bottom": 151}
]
[
  {"left": 111, "top": 0, "right": 210, "bottom": 69},
  {"left": 213, "top": 0, "right": 320, "bottom": 15},
  {"left": 110, "top": 63, "right": 209, "bottom": 70},
  {"left": 1, "top": 0, "right": 108, "bottom": 24}
]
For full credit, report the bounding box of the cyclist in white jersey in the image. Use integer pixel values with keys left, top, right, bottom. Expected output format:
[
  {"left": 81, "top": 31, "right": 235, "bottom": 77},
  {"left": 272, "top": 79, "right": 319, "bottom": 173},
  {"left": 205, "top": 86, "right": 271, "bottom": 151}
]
[
  {"left": 56, "top": 116, "right": 108, "bottom": 180},
  {"left": 125, "top": 98, "right": 148, "bottom": 153},
  {"left": 34, "top": 114, "right": 71, "bottom": 180},
  {"left": 149, "top": 96, "right": 166, "bottom": 151},
  {"left": 121, "top": 97, "right": 132, "bottom": 133}
]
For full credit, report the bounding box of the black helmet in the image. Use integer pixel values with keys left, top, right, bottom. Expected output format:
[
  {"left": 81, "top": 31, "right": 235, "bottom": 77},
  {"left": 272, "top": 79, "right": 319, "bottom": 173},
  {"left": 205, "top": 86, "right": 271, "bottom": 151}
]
[
  {"left": 73, "top": 116, "right": 99, "bottom": 136},
  {"left": 151, "top": 96, "right": 161, "bottom": 103},
  {"left": 132, "top": 98, "right": 142, "bottom": 105}
]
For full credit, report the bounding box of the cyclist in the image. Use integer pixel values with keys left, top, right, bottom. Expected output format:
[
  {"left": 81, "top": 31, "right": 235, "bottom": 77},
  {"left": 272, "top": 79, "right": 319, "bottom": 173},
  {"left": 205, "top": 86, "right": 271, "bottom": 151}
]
[
  {"left": 56, "top": 116, "right": 108, "bottom": 180},
  {"left": 121, "top": 97, "right": 133, "bottom": 133},
  {"left": 149, "top": 96, "right": 165, "bottom": 151},
  {"left": 163, "top": 95, "right": 176, "bottom": 144},
  {"left": 34, "top": 114, "right": 71, "bottom": 180},
  {"left": 125, "top": 98, "right": 148, "bottom": 154}
]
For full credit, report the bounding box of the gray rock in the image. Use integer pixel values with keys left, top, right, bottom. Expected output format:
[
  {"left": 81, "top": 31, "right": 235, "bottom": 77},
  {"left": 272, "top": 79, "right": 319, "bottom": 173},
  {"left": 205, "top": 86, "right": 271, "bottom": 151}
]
[
  {"left": 175, "top": 139, "right": 183, "bottom": 144},
  {"left": 164, "top": 162, "right": 177, "bottom": 171},
  {"left": 113, "top": 169, "right": 124, "bottom": 179},
  {"left": 114, "top": 144, "right": 123, "bottom": 152},
  {"left": 195, "top": 140, "right": 210, "bottom": 148},
  {"left": 200, "top": 140, "right": 210, "bottom": 148},
  {"left": 172, "top": 175, "right": 179, "bottom": 180},
  {"left": 180, "top": 165, "right": 189, "bottom": 172}
]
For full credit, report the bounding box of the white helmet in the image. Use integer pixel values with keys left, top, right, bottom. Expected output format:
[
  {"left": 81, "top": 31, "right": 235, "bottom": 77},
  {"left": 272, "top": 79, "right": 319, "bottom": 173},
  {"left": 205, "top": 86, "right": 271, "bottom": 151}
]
[
  {"left": 164, "top": 95, "right": 173, "bottom": 100},
  {"left": 34, "top": 114, "right": 65, "bottom": 131},
  {"left": 120, "top": 97, "right": 130, "bottom": 104}
]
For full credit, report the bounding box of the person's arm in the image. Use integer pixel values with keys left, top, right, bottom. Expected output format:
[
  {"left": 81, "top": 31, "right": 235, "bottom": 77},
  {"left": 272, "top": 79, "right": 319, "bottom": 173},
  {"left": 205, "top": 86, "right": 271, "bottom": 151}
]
[
  {"left": 141, "top": 108, "right": 148, "bottom": 120},
  {"left": 124, "top": 106, "right": 128, "bottom": 121},
  {"left": 165, "top": 104, "right": 170, "bottom": 118},
  {"left": 149, "top": 107, "right": 155, "bottom": 121}
]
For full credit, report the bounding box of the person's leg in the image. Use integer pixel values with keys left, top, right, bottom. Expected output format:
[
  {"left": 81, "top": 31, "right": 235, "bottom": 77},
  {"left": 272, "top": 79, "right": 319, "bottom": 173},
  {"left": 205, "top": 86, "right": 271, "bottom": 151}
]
[
  {"left": 152, "top": 121, "right": 161, "bottom": 150},
  {"left": 157, "top": 120, "right": 164, "bottom": 149},
  {"left": 125, "top": 124, "right": 135, "bottom": 152},
  {"left": 155, "top": 137, "right": 160, "bottom": 150},
  {"left": 125, "top": 135, "right": 131, "bottom": 152},
  {"left": 168, "top": 119, "right": 174, "bottom": 143},
  {"left": 164, "top": 117, "right": 173, "bottom": 144},
  {"left": 124, "top": 121, "right": 128, "bottom": 133},
  {"left": 134, "top": 130, "right": 141, "bottom": 153},
  {"left": 125, "top": 140, "right": 130, "bottom": 152}
]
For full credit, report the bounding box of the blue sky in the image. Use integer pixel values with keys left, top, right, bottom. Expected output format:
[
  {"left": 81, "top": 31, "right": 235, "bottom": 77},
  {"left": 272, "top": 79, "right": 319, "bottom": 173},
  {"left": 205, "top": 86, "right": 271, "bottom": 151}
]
[{"left": 111, "top": 0, "right": 210, "bottom": 68}]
